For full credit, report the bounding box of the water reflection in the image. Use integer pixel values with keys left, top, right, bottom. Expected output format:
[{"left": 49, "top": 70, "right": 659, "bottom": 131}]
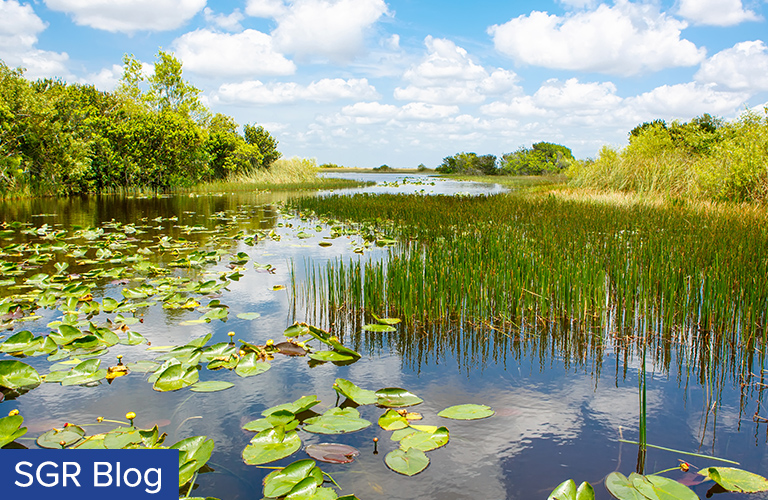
[{"left": 0, "top": 186, "right": 765, "bottom": 500}]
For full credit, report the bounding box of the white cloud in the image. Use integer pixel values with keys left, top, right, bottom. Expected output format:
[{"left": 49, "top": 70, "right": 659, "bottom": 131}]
[
  {"left": 481, "top": 96, "right": 548, "bottom": 117},
  {"left": 628, "top": 82, "right": 748, "bottom": 118},
  {"left": 678, "top": 0, "right": 760, "bottom": 26},
  {"left": 271, "top": 0, "right": 389, "bottom": 62},
  {"left": 213, "top": 77, "right": 379, "bottom": 105},
  {"left": 203, "top": 7, "right": 245, "bottom": 31},
  {"left": 246, "top": 0, "right": 287, "bottom": 18},
  {"left": 533, "top": 78, "right": 622, "bottom": 110},
  {"left": 82, "top": 63, "right": 123, "bottom": 91},
  {"left": 0, "top": 0, "right": 70, "bottom": 79},
  {"left": 488, "top": 1, "right": 705, "bottom": 76},
  {"left": 43, "top": 0, "right": 206, "bottom": 33},
  {"left": 695, "top": 41, "right": 768, "bottom": 92},
  {"left": 394, "top": 36, "right": 520, "bottom": 105},
  {"left": 558, "top": 0, "right": 597, "bottom": 8},
  {"left": 173, "top": 29, "right": 297, "bottom": 78}
]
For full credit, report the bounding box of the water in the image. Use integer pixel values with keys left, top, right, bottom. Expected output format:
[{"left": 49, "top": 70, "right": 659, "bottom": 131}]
[{"left": 0, "top": 177, "right": 766, "bottom": 500}]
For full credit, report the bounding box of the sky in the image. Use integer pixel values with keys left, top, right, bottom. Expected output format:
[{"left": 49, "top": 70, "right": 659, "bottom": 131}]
[{"left": 1, "top": 0, "right": 767, "bottom": 168}]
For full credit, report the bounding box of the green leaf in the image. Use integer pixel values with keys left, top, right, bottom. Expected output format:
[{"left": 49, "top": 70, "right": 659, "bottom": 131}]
[
  {"left": 0, "top": 330, "right": 37, "bottom": 353},
  {"left": 0, "top": 360, "right": 41, "bottom": 390},
  {"left": 400, "top": 426, "right": 449, "bottom": 452},
  {"left": 243, "top": 411, "right": 299, "bottom": 433},
  {"left": 378, "top": 409, "right": 409, "bottom": 431},
  {"left": 263, "top": 395, "right": 320, "bottom": 416},
  {"left": 698, "top": 467, "right": 768, "bottom": 493},
  {"left": 37, "top": 425, "right": 86, "bottom": 448},
  {"left": 284, "top": 323, "right": 310, "bottom": 337},
  {"left": 60, "top": 359, "right": 108, "bottom": 386},
  {"left": 152, "top": 364, "right": 199, "bottom": 392},
  {"left": 605, "top": 473, "right": 648, "bottom": 500},
  {"left": 333, "top": 378, "right": 377, "bottom": 405},
  {"left": 50, "top": 324, "right": 84, "bottom": 346},
  {"left": 631, "top": 473, "right": 697, "bottom": 500},
  {"left": 385, "top": 448, "right": 429, "bottom": 476},
  {"left": 308, "top": 351, "right": 357, "bottom": 363},
  {"left": 375, "top": 387, "right": 423, "bottom": 408},
  {"left": 362, "top": 324, "right": 396, "bottom": 332},
  {"left": 0, "top": 414, "right": 27, "bottom": 448},
  {"left": 302, "top": 407, "right": 371, "bottom": 434},
  {"left": 547, "top": 479, "right": 595, "bottom": 500},
  {"left": 242, "top": 427, "right": 301, "bottom": 465},
  {"left": 172, "top": 436, "right": 214, "bottom": 486},
  {"left": 190, "top": 381, "right": 234, "bottom": 392},
  {"left": 236, "top": 312, "right": 261, "bottom": 320},
  {"left": 234, "top": 352, "right": 271, "bottom": 377},
  {"left": 371, "top": 314, "right": 401, "bottom": 325},
  {"left": 438, "top": 404, "right": 495, "bottom": 420},
  {"left": 263, "top": 459, "right": 321, "bottom": 498}
]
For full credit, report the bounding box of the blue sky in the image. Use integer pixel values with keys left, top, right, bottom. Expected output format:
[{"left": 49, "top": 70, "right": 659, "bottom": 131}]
[{"left": 1, "top": 0, "right": 767, "bottom": 168}]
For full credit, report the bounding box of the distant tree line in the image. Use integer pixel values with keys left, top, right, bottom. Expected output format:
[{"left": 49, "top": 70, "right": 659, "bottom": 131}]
[
  {"left": 436, "top": 142, "right": 575, "bottom": 176},
  {"left": 0, "top": 50, "right": 280, "bottom": 196}
]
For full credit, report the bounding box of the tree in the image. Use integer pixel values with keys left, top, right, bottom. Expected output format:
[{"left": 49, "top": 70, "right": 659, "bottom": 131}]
[
  {"left": 436, "top": 152, "right": 498, "bottom": 174},
  {"left": 244, "top": 124, "right": 281, "bottom": 168},
  {"left": 501, "top": 142, "right": 573, "bottom": 175}
]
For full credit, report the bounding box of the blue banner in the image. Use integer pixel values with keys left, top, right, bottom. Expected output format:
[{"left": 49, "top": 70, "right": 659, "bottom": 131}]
[{"left": 0, "top": 449, "right": 179, "bottom": 499}]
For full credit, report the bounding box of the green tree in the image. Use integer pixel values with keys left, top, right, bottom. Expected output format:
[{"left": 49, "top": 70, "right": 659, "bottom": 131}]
[
  {"left": 501, "top": 142, "right": 573, "bottom": 175},
  {"left": 436, "top": 152, "right": 497, "bottom": 174},
  {"left": 244, "top": 124, "right": 281, "bottom": 168}
]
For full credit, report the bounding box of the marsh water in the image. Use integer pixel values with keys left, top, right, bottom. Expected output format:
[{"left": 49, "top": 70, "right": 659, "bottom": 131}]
[{"left": 1, "top": 174, "right": 767, "bottom": 500}]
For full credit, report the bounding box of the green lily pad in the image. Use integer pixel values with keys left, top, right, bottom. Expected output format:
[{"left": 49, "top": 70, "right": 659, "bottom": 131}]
[
  {"left": 263, "top": 459, "right": 322, "bottom": 498},
  {"left": 242, "top": 427, "right": 301, "bottom": 465},
  {"left": 284, "top": 477, "right": 338, "bottom": 500},
  {"left": 236, "top": 312, "right": 262, "bottom": 320},
  {"left": 0, "top": 330, "right": 37, "bottom": 353},
  {"left": 375, "top": 387, "right": 423, "bottom": 408},
  {"left": 438, "top": 404, "right": 495, "bottom": 420},
  {"left": 385, "top": 448, "right": 429, "bottom": 476},
  {"left": 308, "top": 351, "right": 356, "bottom": 363},
  {"left": 172, "top": 435, "right": 215, "bottom": 486},
  {"left": 371, "top": 314, "right": 401, "bottom": 325},
  {"left": 400, "top": 426, "right": 449, "bottom": 452},
  {"left": 0, "top": 360, "right": 41, "bottom": 390},
  {"left": 59, "top": 359, "right": 108, "bottom": 386},
  {"left": 37, "top": 424, "right": 86, "bottom": 448},
  {"left": 243, "top": 410, "right": 300, "bottom": 433},
  {"left": 284, "top": 324, "right": 310, "bottom": 337},
  {"left": 302, "top": 407, "right": 371, "bottom": 434},
  {"left": 547, "top": 479, "right": 595, "bottom": 500},
  {"left": 190, "top": 381, "right": 235, "bottom": 392},
  {"left": 0, "top": 414, "right": 27, "bottom": 448},
  {"left": 698, "top": 467, "right": 768, "bottom": 493},
  {"left": 606, "top": 472, "right": 696, "bottom": 500},
  {"left": 333, "top": 378, "right": 377, "bottom": 405},
  {"left": 378, "top": 409, "right": 409, "bottom": 431},
  {"left": 235, "top": 352, "right": 271, "bottom": 377},
  {"left": 263, "top": 395, "right": 321, "bottom": 416},
  {"left": 153, "top": 363, "right": 200, "bottom": 392},
  {"left": 362, "top": 324, "right": 396, "bottom": 332}
]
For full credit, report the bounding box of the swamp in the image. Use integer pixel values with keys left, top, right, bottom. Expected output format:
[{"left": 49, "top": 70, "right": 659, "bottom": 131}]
[{"left": 1, "top": 173, "right": 768, "bottom": 499}]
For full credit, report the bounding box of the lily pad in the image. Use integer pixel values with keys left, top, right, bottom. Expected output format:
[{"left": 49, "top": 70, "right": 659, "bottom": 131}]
[
  {"left": 173, "top": 435, "right": 215, "bottom": 487},
  {"left": 698, "top": 467, "right": 768, "bottom": 493},
  {"left": 236, "top": 312, "right": 262, "bottom": 320},
  {"left": 547, "top": 479, "right": 595, "bottom": 500},
  {"left": 242, "top": 427, "right": 301, "bottom": 465},
  {"left": 243, "top": 410, "right": 299, "bottom": 433},
  {"left": 375, "top": 387, "right": 423, "bottom": 408},
  {"left": 438, "top": 404, "right": 495, "bottom": 420},
  {"left": 263, "top": 459, "right": 322, "bottom": 498},
  {"left": 305, "top": 443, "right": 360, "bottom": 464},
  {"left": 385, "top": 448, "right": 429, "bottom": 476},
  {"left": 0, "top": 414, "right": 27, "bottom": 448},
  {"left": 0, "top": 360, "right": 41, "bottom": 390},
  {"left": 400, "top": 426, "right": 449, "bottom": 452},
  {"left": 302, "top": 407, "right": 371, "bottom": 435},
  {"left": 308, "top": 351, "right": 356, "bottom": 363},
  {"left": 153, "top": 363, "right": 200, "bottom": 392},
  {"left": 263, "top": 395, "right": 321, "bottom": 416},
  {"left": 235, "top": 352, "right": 271, "bottom": 377},
  {"left": 37, "top": 424, "right": 86, "bottom": 448},
  {"left": 362, "top": 324, "right": 396, "bottom": 333},
  {"left": 333, "top": 378, "right": 377, "bottom": 405},
  {"left": 190, "top": 381, "right": 235, "bottom": 392},
  {"left": 378, "top": 409, "right": 409, "bottom": 431},
  {"left": 371, "top": 314, "right": 401, "bottom": 325},
  {"left": 606, "top": 472, "right": 697, "bottom": 500},
  {"left": 59, "top": 359, "right": 108, "bottom": 386}
]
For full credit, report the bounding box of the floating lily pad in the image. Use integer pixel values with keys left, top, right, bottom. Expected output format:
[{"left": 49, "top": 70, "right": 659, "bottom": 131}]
[
  {"left": 59, "top": 359, "right": 108, "bottom": 386},
  {"left": 547, "top": 479, "right": 595, "bottom": 500},
  {"left": 0, "top": 414, "right": 27, "bottom": 448},
  {"left": 438, "top": 404, "right": 495, "bottom": 420},
  {"left": 698, "top": 467, "right": 768, "bottom": 493},
  {"left": 606, "top": 472, "right": 697, "bottom": 500},
  {"left": 375, "top": 388, "right": 423, "bottom": 408},
  {"left": 400, "top": 426, "right": 449, "bottom": 452},
  {"left": 371, "top": 314, "right": 401, "bottom": 325},
  {"left": 153, "top": 363, "right": 199, "bottom": 392},
  {"left": 303, "top": 407, "right": 371, "bottom": 435},
  {"left": 333, "top": 378, "right": 377, "bottom": 405},
  {"left": 263, "top": 459, "right": 322, "bottom": 498},
  {"left": 190, "top": 381, "right": 234, "bottom": 392},
  {"left": 37, "top": 424, "right": 86, "bottom": 448},
  {"left": 263, "top": 395, "right": 321, "bottom": 417},
  {"left": 378, "top": 409, "right": 409, "bottom": 431},
  {"left": 173, "top": 435, "right": 215, "bottom": 487},
  {"left": 242, "top": 427, "right": 301, "bottom": 465},
  {"left": 0, "top": 360, "right": 41, "bottom": 390},
  {"left": 236, "top": 312, "right": 261, "bottom": 320},
  {"left": 305, "top": 443, "right": 360, "bottom": 464},
  {"left": 235, "top": 352, "right": 271, "bottom": 377},
  {"left": 243, "top": 410, "right": 299, "bottom": 433},
  {"left": 362, "top": 324, "right": 396, "bottom": 333},
  {"left": 385, "top": 448, "right": 429, "bottom": 476},
  {"left": 308, "top": 351, "right": 356, "bottom": 363}
]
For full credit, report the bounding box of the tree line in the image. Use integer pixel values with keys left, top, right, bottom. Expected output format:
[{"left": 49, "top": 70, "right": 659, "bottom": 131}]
[
  {"left": 436, "top": 142, "right": 575, "bottom": 176},
  {"left": 0, "top": 50, "right": 280, "bottom": 196}
]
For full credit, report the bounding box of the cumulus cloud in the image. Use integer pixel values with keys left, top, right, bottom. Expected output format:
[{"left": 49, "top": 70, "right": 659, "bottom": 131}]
[
  {"left": 394, "top": 36, "right": 520, "bottom": 105},
  {"left": 533, "top": 78, "right": 622, "bottom": 110},
  {"left": 481, "top": 96, "right": 548, "bottom": 117},
  {"left": 43, "top": 0, "right": 206, "bottom": 33},
  {"left": 213, "top": 77, "right": 379, "bottom": 105},
  {"left": 203, "top": 7, "right": 245, "bottom": 31},
  {"left": 627, "top": 82, "right": 748, "bottom": 117},
  {"left": 695, "top": 41, "right": 768, "bottom": 92},
  {"left": 173, "top": 29, "right": 297, "bottom": 78},
  {"left": 488, "top": 1, "right": 705, "bottom": 76},
  {"left": 0, "top": 0, "right": 70, "bottom": 79},
  {"left": 270, "top": 0, "right": 389, "bottom": 62},
  {"left": 678, "top": 0, "right": 760, "bottom": 26},
  {"left": 246, "top": 0, "right": 288, "bottom": 18},
  {"left": 82, "top": 64, "right": 123, "bottom": 91}
]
